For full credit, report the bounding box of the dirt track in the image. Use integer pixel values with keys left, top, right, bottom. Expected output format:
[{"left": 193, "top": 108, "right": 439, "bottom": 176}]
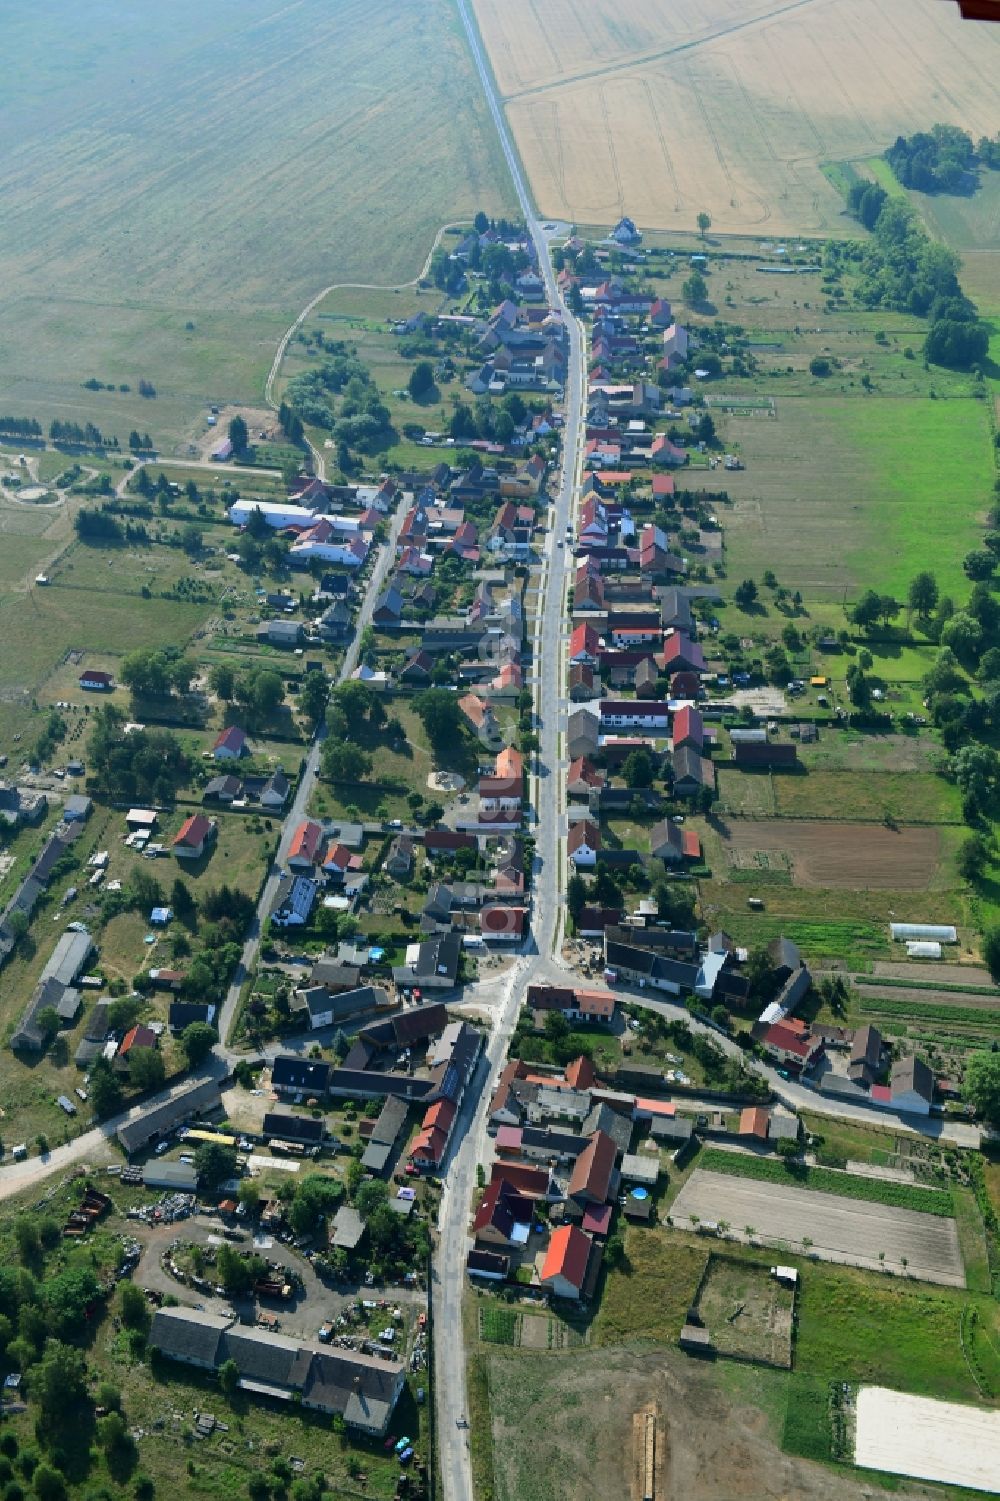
[
  {"left": 721, "top": 820, "right": 941, "bottom": 890},
  {"left": 671, "top": 1171, "right": 964, "bottom": 1286}
]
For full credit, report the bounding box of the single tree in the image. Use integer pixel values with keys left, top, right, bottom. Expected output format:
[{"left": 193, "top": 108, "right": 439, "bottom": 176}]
[
  {"left": 697, "top": 211, "right": 712, "bottom": 239},
  {"left": 407, "top": 362, "right": 435, "bottom": 401},
  {"left": 219, "top": 1358, "right": 240, "bottom": 1397},
  {"left": 682, "top": 271, "right": 708, "bottom": 304},
  {"left": 908, "top": 571, "right": 939, "bottom": 619},
  {"left": 963, "top": 1050, "right": 1000, "bottom": 1125},
  {"left": 180, "top": 1022, "right": 218, "bottom": 1067},
  {"left": 228, "top": 415, "right": 249, "bottom": 455}
]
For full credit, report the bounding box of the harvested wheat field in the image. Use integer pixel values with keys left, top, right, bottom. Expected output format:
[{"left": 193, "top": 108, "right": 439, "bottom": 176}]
[
  {"left": 474, "top": 0, "right": 1000, "bottom": 236},
  {"left": 720, "top": 819, "right": 941, "bottom": 890}
]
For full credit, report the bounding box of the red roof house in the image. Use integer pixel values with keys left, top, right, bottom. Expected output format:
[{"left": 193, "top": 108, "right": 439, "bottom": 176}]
[
  {"left": 288, "top": 819, "right": 323, "bottom": 868},
  {"left": 172, "top": 814, "right": 214, "bottom": 860},
  {"left": 540, "top": 1225, "right": 593, "bottom": 1299}
]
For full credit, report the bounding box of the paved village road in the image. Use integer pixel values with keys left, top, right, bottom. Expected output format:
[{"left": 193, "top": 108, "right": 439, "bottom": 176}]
[{"left": 433, "top": 6, "right": 588, "bottom": 1497}]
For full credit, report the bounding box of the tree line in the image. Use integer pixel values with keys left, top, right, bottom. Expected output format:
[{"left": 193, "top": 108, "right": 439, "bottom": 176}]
[{"left": 842, "top": 187, "right": 989, "bottom": 368}]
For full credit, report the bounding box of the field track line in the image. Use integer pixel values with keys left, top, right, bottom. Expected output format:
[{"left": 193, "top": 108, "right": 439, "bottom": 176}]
[
  {"left": 500, "top": 0, "right": 824, "bottom": 102},
  {"left": 262, "top": 219, "right": 469, "bottom": 476}
]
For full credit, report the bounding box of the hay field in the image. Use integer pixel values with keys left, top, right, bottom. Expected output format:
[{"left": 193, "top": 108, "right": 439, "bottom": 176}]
[
  {"left": 0, "top": 0, "right": 515, "bottom": 451},
  {"left": 473, "top": 0, "right": 1000, "bottom": 237}
]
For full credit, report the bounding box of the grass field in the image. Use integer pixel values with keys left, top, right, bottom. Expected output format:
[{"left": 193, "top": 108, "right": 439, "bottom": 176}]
[
  {"left": 0, "top": 0, "right": 516, "bottom": 452},
  {"left": 473, "top": 0, "right": 1000, "bottom": 238},
  {"left": 718, "top": 395, "right": 995, "bottom": 603}
]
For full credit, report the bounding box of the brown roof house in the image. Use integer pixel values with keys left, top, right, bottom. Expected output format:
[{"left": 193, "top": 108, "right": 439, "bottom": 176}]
[{"left": 568, "top": 819, "right": 601, "bottom": 868}]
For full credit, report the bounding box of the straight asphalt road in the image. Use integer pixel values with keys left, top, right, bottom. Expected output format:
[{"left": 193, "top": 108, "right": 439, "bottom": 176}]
[{"left": 433, "top": 6, "right": 588, "bottom": 1497}]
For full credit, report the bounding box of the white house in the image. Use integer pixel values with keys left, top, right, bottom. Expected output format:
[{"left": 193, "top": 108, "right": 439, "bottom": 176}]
[{"left": 567, "top": 820, "right": 600, "bottom": 868}]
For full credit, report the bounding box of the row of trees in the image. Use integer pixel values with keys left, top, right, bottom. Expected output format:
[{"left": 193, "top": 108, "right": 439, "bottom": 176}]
[{"left": 0, "top": 415, "right": 42, "bottom": 437}]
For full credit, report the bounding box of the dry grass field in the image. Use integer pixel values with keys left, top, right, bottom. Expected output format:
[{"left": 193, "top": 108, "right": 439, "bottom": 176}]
[
  {"left": 719, "top": 819, "right": 944, "bottom": 891},
  {"left": 473, "top": 0, "right": 1000, "bottom": 237},
  {"left": 0, "top": 0, "right": 515, "bottom": 450}
]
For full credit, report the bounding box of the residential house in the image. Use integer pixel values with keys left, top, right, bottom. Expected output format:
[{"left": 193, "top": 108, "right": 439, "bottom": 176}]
[
  {"left": 649, "top": 818, "right": 696, "bottom": 865},
  {"left": 569, "top": 623, "right": 601, "bottom": 666},
  {"left": 260, "top": 768, "right": 290, "bottom": 809},
  {"left": 270, "top": 876, "right": 318, "bottom": 929},
  {"left": 890, "top": 1055, "right": 934, "bottom": 1116},
  {"left": 372, "top": 586, "right": 403, "bottom": 626},
  {"left": 662, "top": 633, "right": 706, "bottom": 676},
  {"left": 848, "top": 1024, "right": 888, "bottom": 1088},
  {"left": 168, "top": 1002, "right": 216, "bottom": 1032},
  {"left": 80, "top": 669, "right": 114, "bottom": 691},
  {"left": 258, "top": 619, "right": 304, "bottom": 649},
  {"left": 287, "top": 820, "right": 323, "bottom": 869},
  {"left": 650, "top": 433, "right": 688, "bottom": 467},
  {"left": 392, "top": 932, "right": 461, "bottom": 991},
  {"left": 762, "top": 1018, "right": 823, "bottom": 1070},
  {"left": 458, "top": 694, "right": 503, "bottom": 749},
  {"left": 568, "top": 820, "right": 600, "bottom": 868},
  {"left": 672, "top": 744, "right": 710, "bottom": 798},
  {"left": 385, "top": 836, "right": 415, "bottom": 881},
  {"left": 569, "top": 663, "right": 598, "bottom": 700},
  {"left": 567, "top": 757, "right": 604, "bottom": 798},
  {"left": 399, "top": 649, "right": 433, "bottom": 684},
  {"left": 473, "top": 1179, "right": 535, "bottom": 1250},
  {"left": 567, "top": 1130, "right": 618, "bottom": 1208},
  {"left": 672, "top": 705, "right": 703, "bottom": 751},
  {"left": 661, "top": 323, "right": 690, "bottom": 368},
  {"left": 600, "top": 699, "right": 669, "bottom": 732},
  {"left": 539, "top": 1225, "right": 594, "bottom": 1300},
  {"left": 270, "top": 1056, "right": 331, "bottom": 1097},
  {"left": 172, "top": 814, "right": 214, "bottom": 860},
  {"left": 212, "top": 726, "right": 248, "bottom": 760}
]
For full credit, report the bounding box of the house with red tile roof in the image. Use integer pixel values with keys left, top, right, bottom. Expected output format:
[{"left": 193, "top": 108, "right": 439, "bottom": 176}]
[
  {"left": 172, "top": 814, "right": 215, "bottom": 860},
  {"left": 672, "top": 704, "right": 704, "bottom": 751},
  {"left": 739, "top": 1106, "right": 770, "bottom": 1140},
  {"left": 763, "top": 1018, "right": 823, "bottom": 1068},
  {"left": 539, "top": 1225, "right": 593, "bottom": 1300},
  {"left": 565, "top": 1055, "right": 597, "bottom": 1091},
  {"left": 662, "top": 634, "right": 707, "bottom": 675},
  {"left": 573, "top": 571, "right": 605, "bottom": 614},
  {"left": 320, "top": 842, "right": 354, "bottom": 878},
  {"left": 650, "top": 432, "right": 688, "bottom": 467},
  {"left": 651, "top": 473, "right": 675, "bottom": 500},
  {"left": 569, "top": 622, "right": 601, "bottom": 665},
  {"left": 287, "top": 819, "right": 323, "bottom": 869},
  {"left": 495, "top": 745, "right": 523, "bottom": 780},
  {"left": 567, "top": 1130, "right": 618, "bottom": 1207},
  {"left": 567, "top": 757, "right": 603, "bottom": 797}
]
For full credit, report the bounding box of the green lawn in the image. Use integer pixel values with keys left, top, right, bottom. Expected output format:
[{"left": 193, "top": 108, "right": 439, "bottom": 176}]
[{"left": 719, "top": 395, "right": 994, "bottom": 603}]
